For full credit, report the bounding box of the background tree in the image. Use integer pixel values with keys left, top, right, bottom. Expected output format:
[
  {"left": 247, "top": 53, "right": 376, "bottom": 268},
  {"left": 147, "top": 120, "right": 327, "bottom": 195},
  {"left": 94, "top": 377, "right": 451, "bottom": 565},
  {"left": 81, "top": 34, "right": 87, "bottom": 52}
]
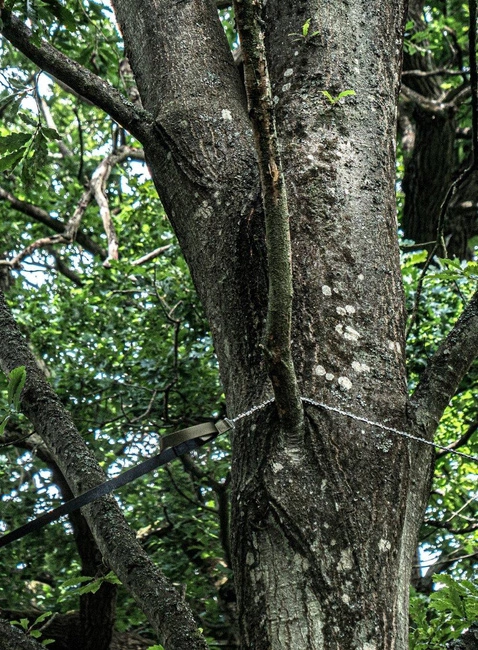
[{"left": 0, "top": 1, "right": 476, "bottom": 650}]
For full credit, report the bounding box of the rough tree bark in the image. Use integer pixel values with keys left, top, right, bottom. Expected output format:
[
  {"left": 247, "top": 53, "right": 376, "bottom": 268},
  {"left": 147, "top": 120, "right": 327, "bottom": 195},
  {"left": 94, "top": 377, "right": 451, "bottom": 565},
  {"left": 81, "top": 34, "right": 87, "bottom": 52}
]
[{"left": 1, "top": 1, "right": 478, "bottom": 649}]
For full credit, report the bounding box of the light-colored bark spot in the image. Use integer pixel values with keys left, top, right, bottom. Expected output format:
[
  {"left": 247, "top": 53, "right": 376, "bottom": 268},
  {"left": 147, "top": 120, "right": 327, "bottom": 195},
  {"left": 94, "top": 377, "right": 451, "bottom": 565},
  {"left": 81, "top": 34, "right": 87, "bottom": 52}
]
[
  {"left": 315, "top": 364, "right": 326, "bottom": 376},
  {"left": 363, "top": 643, "right": 377, "bottom": 650},
  {"left": 358, "top": 273, "right": 364, "bottom": 281},
  {"left": 282, "top": 82, "right": 291, "bottom": 92},
  {"left": 388, "top": 340, "right": 401, "bottom": 353},
  {"left": 284, "top": 68, "right": 294, "bottom": 77},
  {"left": 344, "top": 325, "right": 361, "bottom": 341},
  {"left": 307, "top": 154, "right": 315, "bottom": 161},
  {"left": 325, "top": 373, "right": 334, "bottom": 381},
  {"left": 322, "top": 285, "right": 332, "bottom": 296},
  {"left": 336, "top": 306, "right": 347, "bottom": 316},
  {"left": 338, "top": 548, "right": 353, "bottom": 572},
  {"left": 221, "top": 109, "right": 232, "bottom": 120},
  {"left": 342, "top": 593, "right": 350, "bottom": 604},
  {"left": 272, "top": 462, "right": 284, "bottom": 472},
  {"left": 335, "top": 324, "right": 344, "bottom": 335},
  {"left": 338, "top": 376, "right": 352, "bottom": 390},
  {"left": 345, "top": 305, "right": 356, "bottom": 314},
  {"left": 379, "top": 538, "right": 391, "bottom": 552},
  {"left": 352, "top": 361, "right": 370, "bottom": 373}
]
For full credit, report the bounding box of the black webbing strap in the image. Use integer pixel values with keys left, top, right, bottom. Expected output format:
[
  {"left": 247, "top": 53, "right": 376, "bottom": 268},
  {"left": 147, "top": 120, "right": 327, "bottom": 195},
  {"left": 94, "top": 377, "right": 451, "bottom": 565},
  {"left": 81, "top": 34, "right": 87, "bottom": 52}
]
[{"left": 0, "top": 418, "right": 233, "bottom": 549}]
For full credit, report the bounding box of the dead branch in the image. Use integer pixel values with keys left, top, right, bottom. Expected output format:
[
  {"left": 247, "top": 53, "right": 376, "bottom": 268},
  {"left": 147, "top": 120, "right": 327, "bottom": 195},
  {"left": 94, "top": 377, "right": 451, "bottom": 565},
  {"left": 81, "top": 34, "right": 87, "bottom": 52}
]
[
  {"left": 131, "top": 245, "right": 172, "bottom": 266},
  {"left": 0, "top": 234, "right": 67, "bottom": 269},
  {"left": 0, "top": 186, "right": 106, "bottom": 259}
]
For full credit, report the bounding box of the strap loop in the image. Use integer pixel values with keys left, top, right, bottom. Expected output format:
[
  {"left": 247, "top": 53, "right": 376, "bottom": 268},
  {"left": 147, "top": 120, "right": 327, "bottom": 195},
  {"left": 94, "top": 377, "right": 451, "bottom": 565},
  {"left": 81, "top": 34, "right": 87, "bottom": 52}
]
[{"left": 0, "top": 418, "right": 234, "bottom": 549}]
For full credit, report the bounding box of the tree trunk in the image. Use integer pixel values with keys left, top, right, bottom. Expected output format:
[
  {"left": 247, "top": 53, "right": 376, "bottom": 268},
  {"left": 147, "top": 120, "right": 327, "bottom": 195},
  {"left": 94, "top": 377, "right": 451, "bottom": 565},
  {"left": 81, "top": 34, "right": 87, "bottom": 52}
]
[
  {"left": 3, "top": 1, "right": 478, "bottom": 648},
  {"left": 112, "top": 0, "right": 428, "bottom": 647}
]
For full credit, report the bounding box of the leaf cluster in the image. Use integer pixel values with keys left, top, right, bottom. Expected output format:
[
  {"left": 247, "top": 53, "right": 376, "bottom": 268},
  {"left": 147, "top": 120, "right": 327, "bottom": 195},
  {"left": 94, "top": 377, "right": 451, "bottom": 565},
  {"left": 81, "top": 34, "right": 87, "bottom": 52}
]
[{"left": 410, "top": 575, "right": 478, "bottom": 649}]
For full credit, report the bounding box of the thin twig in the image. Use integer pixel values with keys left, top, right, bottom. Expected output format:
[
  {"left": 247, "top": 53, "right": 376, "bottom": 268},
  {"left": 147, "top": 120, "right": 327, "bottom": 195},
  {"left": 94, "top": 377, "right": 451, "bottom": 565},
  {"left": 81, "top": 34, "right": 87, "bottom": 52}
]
[
  {"left": 435, "top": 418, "right": 478, "bottom": 459},
  {"left": 423, "top": 519, "right": 478, "bottom": 534},
  {"left": 45, "top": 245, "right": 84, "bottom": 286}
]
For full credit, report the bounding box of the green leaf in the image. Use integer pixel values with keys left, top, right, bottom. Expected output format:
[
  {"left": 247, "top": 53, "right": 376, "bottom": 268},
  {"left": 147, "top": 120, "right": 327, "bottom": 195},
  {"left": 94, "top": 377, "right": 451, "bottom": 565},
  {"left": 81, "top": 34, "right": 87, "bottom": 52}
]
[
  {"left": 61, "top": 575, "right": 95, "bottom": 588},
  {"left": 30, "top": 630, "right": 42, "bottom": 638},
  {"left": 407, "top": 250, "right": 428, "bottom": 266},
  {"left": 103, "top": 570, "right": 122, "bottom": 585},
  {"left": 0, "top": 415, "right": 11, "bottom": 436},
  {"left": 0, "top": 148, "right": 26, "bottom": 172},
  {"left": 337, "top": 89, "right": 356, "bottom": 100},
  {"left": 302, "top": 18, "right": 311, "bottom": 37},
  {"left": 76, "top": 579, "right": 103, "bottom": 595},
  {"left": 32, "top": 611, "right": 52, "bottom": 626},
  {"left": 41, "top": 126, "right": 61, "bottom": 140},
  {"left": 38, "top": 0, "right": 77, "bottom": 30},
  {"left": 18, "top": 111, "right": 38, "bottom": 127},
  {"left": 7, "top": 366, "right": 26, "bottom": 410},
  {"left": 0, "top": 133, "right": 32, "bottom": 154},
  {"left": 321, "top": 90, "right": 334, "bottom": 104},
  {"left": 41, "top": 641, "right": 55, "bottom": 647}
]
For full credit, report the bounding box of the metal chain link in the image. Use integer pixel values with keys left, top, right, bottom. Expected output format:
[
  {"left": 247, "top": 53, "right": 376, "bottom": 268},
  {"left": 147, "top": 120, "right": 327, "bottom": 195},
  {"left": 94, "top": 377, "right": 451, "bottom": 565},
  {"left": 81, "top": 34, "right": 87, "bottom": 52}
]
[
  {"left": 230, "top": 398, "right": 275, "bottom": 424},
  {"left": 229, "top": 396, "right": 478, "bottom": 463}
]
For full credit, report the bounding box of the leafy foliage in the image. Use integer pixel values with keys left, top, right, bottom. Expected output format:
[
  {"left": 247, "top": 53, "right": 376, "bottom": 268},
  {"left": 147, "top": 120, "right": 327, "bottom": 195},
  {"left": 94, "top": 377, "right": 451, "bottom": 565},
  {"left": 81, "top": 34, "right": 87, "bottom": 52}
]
[{"left": 410, "top": 575, "right": 478, "bottom": 649}]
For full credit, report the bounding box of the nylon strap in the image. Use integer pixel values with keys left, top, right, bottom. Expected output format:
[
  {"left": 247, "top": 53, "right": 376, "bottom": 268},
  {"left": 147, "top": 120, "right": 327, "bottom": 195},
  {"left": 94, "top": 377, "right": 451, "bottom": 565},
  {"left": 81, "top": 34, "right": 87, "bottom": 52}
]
[{"left": 0, "top": 418, "right": 233, "bottom": 549}]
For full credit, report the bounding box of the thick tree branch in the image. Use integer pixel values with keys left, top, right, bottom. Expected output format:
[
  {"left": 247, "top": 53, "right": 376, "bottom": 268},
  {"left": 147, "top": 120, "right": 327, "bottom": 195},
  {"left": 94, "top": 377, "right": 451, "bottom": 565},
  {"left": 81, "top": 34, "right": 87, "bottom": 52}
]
[
  {"left": 0, "top": 292, "right": 208, "bottom": 650},
  {"left": 410, "top": 290, "right": 478, "bottom": 436},
  {"left": 400, "top": 83, "right": 458, "bottom": 115},
  {"left": 233, "top": 0, "right": 303, "bottom": 442},
  {"left": 0, "top": 10, "right": 153, "bottom": 143}
]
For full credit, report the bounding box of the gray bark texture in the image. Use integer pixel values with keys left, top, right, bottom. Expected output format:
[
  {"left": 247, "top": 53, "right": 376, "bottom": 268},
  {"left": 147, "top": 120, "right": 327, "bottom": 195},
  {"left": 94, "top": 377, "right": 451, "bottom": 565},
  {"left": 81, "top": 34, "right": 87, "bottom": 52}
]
[{"left": 2, "top": 0, "right": 478, "bottom": 648}]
